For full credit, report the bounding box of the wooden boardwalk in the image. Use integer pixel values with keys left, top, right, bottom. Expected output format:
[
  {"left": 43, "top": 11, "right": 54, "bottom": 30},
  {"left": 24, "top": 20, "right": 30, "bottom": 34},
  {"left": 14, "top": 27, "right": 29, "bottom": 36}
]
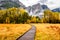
[{"left": 17, "top": 25, "right": 36, "bottom": 40}]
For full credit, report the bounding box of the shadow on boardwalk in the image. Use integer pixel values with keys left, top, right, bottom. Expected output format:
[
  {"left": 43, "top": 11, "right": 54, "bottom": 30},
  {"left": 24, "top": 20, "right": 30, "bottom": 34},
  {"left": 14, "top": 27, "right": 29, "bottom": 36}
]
[{"left": 17, "top": 25, "right": 36, "bottom": 40}]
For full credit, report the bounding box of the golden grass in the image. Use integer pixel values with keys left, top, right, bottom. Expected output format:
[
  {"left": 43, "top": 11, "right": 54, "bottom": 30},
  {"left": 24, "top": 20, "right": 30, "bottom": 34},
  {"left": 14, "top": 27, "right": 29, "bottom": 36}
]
[
  {"left": 33, "top": 24, "right": 60, "bottom": 40},
  {"left": 0, "top": 24, "right": 31, "bottom": 40}
]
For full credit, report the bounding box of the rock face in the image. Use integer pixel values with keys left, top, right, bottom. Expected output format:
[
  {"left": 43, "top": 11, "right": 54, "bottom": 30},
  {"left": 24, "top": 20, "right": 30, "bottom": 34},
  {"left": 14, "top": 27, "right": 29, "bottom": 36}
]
[
  {"left": 32, "top": 3, "right": 43, "bottom": 15},
  {"left": 26, "top": 3, "right": 43, "bottom": 16},
  {"left": 26, "top": 6, "right": 32, "bottom": 13},
  {"left": 26, "top": 3, "right": 49, "bottom": 18}
]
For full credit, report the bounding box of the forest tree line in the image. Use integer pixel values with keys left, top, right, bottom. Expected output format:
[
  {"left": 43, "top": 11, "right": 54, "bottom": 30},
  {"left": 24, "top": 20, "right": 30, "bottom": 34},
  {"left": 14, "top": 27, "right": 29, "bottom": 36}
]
[{"left": 0, "top": 8, "right": 60, "bottom": 24}]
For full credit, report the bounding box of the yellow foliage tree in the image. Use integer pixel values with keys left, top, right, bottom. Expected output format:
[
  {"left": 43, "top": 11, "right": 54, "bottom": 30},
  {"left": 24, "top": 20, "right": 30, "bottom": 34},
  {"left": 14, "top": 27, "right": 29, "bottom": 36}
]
[
  {"left": 43, "top": 10, "right": 60, "bottom": 23},
  {"left": 30, "top": 16, "right": 37, "bottom": 23}
]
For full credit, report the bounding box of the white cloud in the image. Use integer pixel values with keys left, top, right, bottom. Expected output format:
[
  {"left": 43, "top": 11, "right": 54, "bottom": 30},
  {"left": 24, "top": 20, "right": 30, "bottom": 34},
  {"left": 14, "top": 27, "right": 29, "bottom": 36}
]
[
  {"left": 46, "top": 0, "right": 60, "bottom": 10},
  {"left": 19, "top": 0, "right": 39, "bottom": 7}
]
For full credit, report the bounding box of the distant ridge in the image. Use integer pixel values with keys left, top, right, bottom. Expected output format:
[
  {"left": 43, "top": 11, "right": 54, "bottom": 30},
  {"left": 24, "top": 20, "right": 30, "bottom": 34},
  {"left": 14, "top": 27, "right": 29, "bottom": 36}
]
[
  {"left": 0, "top": 0, "right": 25, "bottom": 9},
  {"left": 52, "top": 8, "right": 60, "bottom": 12}
]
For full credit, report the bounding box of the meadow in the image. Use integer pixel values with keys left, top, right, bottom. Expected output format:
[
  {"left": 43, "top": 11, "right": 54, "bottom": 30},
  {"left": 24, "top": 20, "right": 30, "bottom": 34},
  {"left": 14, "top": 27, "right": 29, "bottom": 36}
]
[
  {"left": 0, "top": 24, "right": 31, "bottom": 40},
  {"left": 0, "top": 24, "right": 60, "bottom": 40},
  {"left": 33, "top": 24, "right": 60, "bottom": 40}
]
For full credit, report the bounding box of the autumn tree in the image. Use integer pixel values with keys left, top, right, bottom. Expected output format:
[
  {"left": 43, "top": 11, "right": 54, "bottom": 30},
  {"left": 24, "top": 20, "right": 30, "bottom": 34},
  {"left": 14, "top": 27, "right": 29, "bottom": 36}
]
[{"left": 43, "top": 10, "right": 60, "bottom": 23}]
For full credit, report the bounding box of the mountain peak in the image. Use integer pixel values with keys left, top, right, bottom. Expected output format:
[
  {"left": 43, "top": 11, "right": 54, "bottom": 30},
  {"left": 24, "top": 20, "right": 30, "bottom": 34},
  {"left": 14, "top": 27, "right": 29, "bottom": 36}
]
[
  {"left": 52, "top": 8, "right": 60, "bottom": 12},
  {"left": 25, "top": 3, "right": 49, "bottom": 18}
]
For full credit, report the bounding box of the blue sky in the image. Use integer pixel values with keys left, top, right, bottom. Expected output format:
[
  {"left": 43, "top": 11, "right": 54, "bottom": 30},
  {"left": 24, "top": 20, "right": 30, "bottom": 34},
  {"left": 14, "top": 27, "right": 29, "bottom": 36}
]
[{"left": 19, "top": 0, "right": 60, "bottom": 10}]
